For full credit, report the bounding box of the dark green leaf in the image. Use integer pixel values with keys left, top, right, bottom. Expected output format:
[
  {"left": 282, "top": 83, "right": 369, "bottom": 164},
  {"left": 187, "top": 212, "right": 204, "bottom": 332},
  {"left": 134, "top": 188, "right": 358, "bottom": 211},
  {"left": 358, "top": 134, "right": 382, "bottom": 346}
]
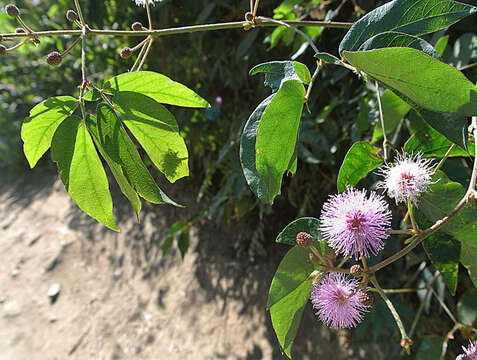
[
  {"left": 22, "top": 96, "right": 78, "bottom": 168},
  {"left": 51, "top": 116, "right": 119, "bottom": 232},
  {"left": 162, "top": 235, "right": 173, "bottom": 256},
  {"left": 458, "top": 288, "right": 477, "bottom": 326},
  {"left": 339, "top": 0, "right": 477, "bottom": 54},
  {"left": 113, "top": 91, "right": 189, "bottom": 183},
  {"left": 168, "top": 220, "right": 188, "bottom": 235},
  {"left": 96, "top": 104, "right": 182, "bottom": 206},
  {"left": 415, "top": 335, "right": 443, "bottom": 360},
  {"left": 460, "top": 242, "right": 477, "bottom": 288},
  {"left": 268, "top": 246, "right": 314, "bottom": 358},
  {"left": 177, "top": 228, "right": 190, "bottom": 259},
  {"left": 314, "top": 52, "right": 345, "bottom": 66},
  {"left": 256, "top": 80, "right": 305, "bottom": 204},
  {"left": 250, "top": 61, "right": 311, "bottom": 92},
  {"left": 102, "top": 71, "right": 210, "bottom": 108},
  {"left": 343, "top": 47, "right": 477, "bottom": 116},
  {"left": 86, "top": 114, "right": 142, "bottom": 217},
  {"left": 337, "top": 142, "right": 383, "bottom": 193}
]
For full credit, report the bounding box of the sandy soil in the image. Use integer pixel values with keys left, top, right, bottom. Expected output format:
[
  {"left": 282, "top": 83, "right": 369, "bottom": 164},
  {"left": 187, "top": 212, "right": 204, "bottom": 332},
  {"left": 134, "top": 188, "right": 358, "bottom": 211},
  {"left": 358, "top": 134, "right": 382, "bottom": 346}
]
[{"left": 0, "top": 169, "right": 382, "bottom": 360}]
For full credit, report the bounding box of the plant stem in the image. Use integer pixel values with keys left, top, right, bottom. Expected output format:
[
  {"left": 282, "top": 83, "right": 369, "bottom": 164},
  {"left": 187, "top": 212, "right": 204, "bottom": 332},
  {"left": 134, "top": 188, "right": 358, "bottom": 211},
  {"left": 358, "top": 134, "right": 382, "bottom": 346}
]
[
  {"left": 371, "top": 276, "right": 410, "bottom": 354},
  {"left": 130, "top": 41, "right": 147, "bottom": 72},
  {"left": 441, "top": 323, "right": 461, "bottom": 360},
  {"left": 433, "top": 144, "right": 456, "bottom": 174},
  {"left": 310, "top": 245, "right": 331, "bottom": 266},
  {"left": 0, "top": 19, "right": 353, "bottom": 40},
  {"left": 74, "top": 0, "right": 86, "bottom": 26},
  {"left": 5, "top": 38, "right": 29, "bottom": 52},
  {"left": 61, "top": 35, "right": 82, "bottom": 57},
  {"left": 145, "top": 0, "right": 153, "bottom": 30},
  {"left": 375, "top": 81, "right": 389, "bottom": 160},
  {"left": 429, "top": 287, "right": 457, "bottom": 324},
  {"left": 337, "top": 255, "right": 351, "bottom": 268},
  {"left": 136, "top": 38, "right": 153, "bottom": 72},
  {"left": 387, "top": 229, "right": 413, "bottom": 235},
  {"left": 367, "top": 287, "right": 423, "bottom": 294},
  {"left": 305, "top": 63, "right": 322, "bottom": 104},
  {"left": 407, "top": 197, "right": 419, "bottom": 233}
]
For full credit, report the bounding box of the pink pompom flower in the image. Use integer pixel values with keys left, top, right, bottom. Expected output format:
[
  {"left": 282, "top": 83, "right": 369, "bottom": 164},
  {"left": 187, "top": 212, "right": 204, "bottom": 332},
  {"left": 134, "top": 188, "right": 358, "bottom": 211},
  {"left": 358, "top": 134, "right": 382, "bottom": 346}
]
[
  {"left": 457, "top": 341, "right": 477, "bottom": 360},
  {"left": 319, "top": 188, "right": 391, "bottom": 259},
  {"left": 310, "top": 273, "right": 368, "bottom": 328},
  {"left": 377, "top": 152, "right": 434, "bottom": 206}
]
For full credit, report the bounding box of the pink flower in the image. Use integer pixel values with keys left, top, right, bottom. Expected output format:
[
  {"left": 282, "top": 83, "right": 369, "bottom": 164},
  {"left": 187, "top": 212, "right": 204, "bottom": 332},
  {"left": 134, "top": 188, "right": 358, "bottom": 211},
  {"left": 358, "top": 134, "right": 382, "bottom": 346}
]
[
  {"left": 377, "top": 152, "right": 434, "bottom": 205},
  {"left": 310, "top": 273, "right": 368, "bottom": 328},
  {"left": 457, "top": 341, "right": 477, "bottom": 360},
  {"left": 319, "top": 188, "right": 391, "bottom": 259}
]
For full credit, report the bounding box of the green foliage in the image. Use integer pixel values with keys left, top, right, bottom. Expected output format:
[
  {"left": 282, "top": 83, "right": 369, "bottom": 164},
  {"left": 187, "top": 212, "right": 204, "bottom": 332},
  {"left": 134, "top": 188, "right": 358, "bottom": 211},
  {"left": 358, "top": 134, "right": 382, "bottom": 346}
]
[
  {"left": 267, "top": 246, "right": 314, "bottom": 358},
  {"left": 249, "top": 61, "right": 311, "bottom": 92},
  {"left": 457, "top": 288, "right": 477, "bottom": 326},
  {"left": 337, "top": 141, "right": 383, "bottom": 193}
]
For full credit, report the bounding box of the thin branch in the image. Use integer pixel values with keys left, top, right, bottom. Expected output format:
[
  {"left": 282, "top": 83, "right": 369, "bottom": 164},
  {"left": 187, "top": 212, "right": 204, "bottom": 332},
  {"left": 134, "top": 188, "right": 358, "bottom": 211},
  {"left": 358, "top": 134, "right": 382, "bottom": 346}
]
[
  {"left": 73, "top": 0, "right": 86, "bottom": 26},
  {"left": 0, "top": 19, "right": 353, "bottom": 40},
  {"left": 61, "top": 35, "right": 82, "bottom": 57},
  {"left": 136, "top": 38, "right": 153, "bottom": 72},
  {"left": 145, "top": 0, "right": 153, "bottom": 30},
  {"left": 305, "top": 63, "right": 322, "bottom": 104},
  {"left": 407, "top": 197, "right": 419, "bottom": 233},
  {"left": 433, "top": 144, "right": 457, "bottom": 174},
  {"left": 130, "top": 41, "right": 147, "bottom": 72}
]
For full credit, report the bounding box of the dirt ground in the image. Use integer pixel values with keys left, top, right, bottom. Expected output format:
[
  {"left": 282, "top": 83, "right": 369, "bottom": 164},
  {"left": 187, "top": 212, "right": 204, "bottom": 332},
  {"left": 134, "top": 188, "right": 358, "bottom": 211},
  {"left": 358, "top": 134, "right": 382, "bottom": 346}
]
[{"left": 0, "top": 168, "right": 383, "bottom": 360}]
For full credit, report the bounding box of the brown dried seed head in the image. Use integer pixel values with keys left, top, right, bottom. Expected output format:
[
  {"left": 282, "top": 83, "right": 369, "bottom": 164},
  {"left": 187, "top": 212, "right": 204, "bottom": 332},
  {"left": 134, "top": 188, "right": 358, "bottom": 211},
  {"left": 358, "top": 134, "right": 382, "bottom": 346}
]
[
  {"left": 46, "top": 51, "right": 62, "bottom": 66},
  {"left": 296, "top": 232, "right": 313, "bottom": 248},
  {"left": 0, "top": 45, "right": 6, "bottom": 56},
  {"left": 66, "top": 10, "right": 78, "bottom": 22},
  {"left": 358, "top": 292, "right": 373, "bottom": 307},
  {"left": 131, "top": 22, "right": 143, "bottom": 31},
  {"left": 120, "top": 47, "right": 132, "bottom": 59},
  {"left": 5, "top": 4, "right": 20, "bottom": 17}
]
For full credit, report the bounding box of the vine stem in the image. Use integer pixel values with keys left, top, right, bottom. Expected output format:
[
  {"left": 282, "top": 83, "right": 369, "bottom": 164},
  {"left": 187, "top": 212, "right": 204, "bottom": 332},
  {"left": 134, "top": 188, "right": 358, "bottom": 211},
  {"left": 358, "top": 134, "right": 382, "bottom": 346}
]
[
  {"left": 305, "top": 63, "right": 322, "bottom": 105},
  {"left": 370, "top": 276, "right": 411, "bottom": 354},
  {"left": 369, "top": 116, "right": 477, "bottom": 273},
  {"left": 136, "top": 38, "right": 153, "bottom": 72},
  {"left": 0, "top": 19, "right": 353, "bottom": 40},
  {"left": 375, "top": 81, "right": 389, "bottom": 160},
  {"left": 407, "top": 197, "right": 419, "bottom": 233},
  {"left": 73, "top": 0, "right": 86, "bottom": 26},
  {"left": 433, "top": 144, "right": 456, "bottom": 174},
  {"left": 145, "top": 0, "right": 153, "bottom": 30}
]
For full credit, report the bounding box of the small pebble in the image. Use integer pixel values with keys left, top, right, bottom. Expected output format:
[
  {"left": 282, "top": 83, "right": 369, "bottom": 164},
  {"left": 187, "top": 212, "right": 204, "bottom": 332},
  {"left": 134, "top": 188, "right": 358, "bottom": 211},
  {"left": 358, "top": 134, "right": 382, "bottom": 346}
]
[
  {"left": 49, "top": 316, "right": 57, "bottom": 323},
  {"left": 48, "top": 283, "right": 61, "bottom": 303},
  {"left": 11, "top": 269, "right": 19, "bottom": 278}
]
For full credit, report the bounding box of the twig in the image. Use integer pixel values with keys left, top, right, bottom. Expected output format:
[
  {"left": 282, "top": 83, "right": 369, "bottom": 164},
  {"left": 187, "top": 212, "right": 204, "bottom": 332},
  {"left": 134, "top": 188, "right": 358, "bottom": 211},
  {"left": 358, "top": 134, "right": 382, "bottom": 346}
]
[
  {"left": 136, "top": 38, "right": 153, "bottom": 72},
  {"left": 145, "top": 0, "right": 153, "bottom": 30},
  {"left": 305, "top": 63, "right": 322, "bottom": 106},
  {"left": 73, "top": 0, "right": 86, "bottom": 26},
  {"left": 433, "top": 144, "right": 457, "bottom": 174}
]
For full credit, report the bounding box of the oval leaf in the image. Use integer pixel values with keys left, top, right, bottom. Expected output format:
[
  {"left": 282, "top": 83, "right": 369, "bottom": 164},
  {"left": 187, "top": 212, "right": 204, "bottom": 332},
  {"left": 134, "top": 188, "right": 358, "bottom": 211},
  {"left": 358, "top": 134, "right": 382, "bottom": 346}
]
[
  {"left": 113, "top": 91, "right": 189, "bottom": 183},
  {"left": 343, "top": 47, "right": 477, "bottom": 116},
  {"left": 339, "top": 0, "right": 477, "bottom": 54},
  {"left": 21, "top": 96, "right": 78, "bottom": 168},
  {"left": 102, "top": 71, "right": 210, "bottom": 108},
  {"left": 337, "top": 142, "right": 383, "bottom": 193},
  {"left": 250, "top": 61, "right": 311, "bottom": 92},
  {"left": 256, "top": 80, "right": 305, "bottom": 204},
  {"left": 51, "top": 116, "right": 119, "bottom": 231}
]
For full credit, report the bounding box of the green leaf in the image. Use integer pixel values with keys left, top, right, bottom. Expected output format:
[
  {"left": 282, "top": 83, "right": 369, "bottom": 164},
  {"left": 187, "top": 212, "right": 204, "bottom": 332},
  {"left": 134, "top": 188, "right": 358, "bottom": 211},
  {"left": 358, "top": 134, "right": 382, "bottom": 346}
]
[
  {"left": 256, "top": 80, "right": 305, "bottom": 204},
  {"left": 460, "top": 242, "right": 477, "bottom": 288},
  {"left": 83, "top": 88, "right": 101, "bottom": 102},
  {"left": 162, "top": 235, "right": 173, "bottom": 255},
  {"left": 371, "top": 90, "right": 411, "bottom": 143},
  {"left": 419, "top": 171, "right": 477, "bottom": 248},
  {"left": 250, "top": 61, "right": 310, "bottom": 92},
  {"left": 240, "top": 95, "right": 273, "bottom": 203},
  {"left": 314, "top": 52, "right": 346, "bottom": 66},
  {"left": 113, "top": 91, "right": 189, "bottom": 183},
  {"left": 435, "top": 35, "right": 449, "bottom": 57},
  {"left": 276, "top": 217, "right": 333, "bottom": 256},
  {"left": 168, "top": 220, "right": 188, "bottom": 235},
  {"left": 343, "top": 47, "right": 477, "bottom": 116},
  {"left": 101, "top": 71, "right": 210, "bottom": 108},
  {"left": 177, "top": 228, "right": 190, "bottom": 259},
  {"left": 21, "top": 96, "right": 78, "bottom": 168},
  {"left": 337, "top": 142, "right": 383, "bottom": 193},
  {"left": 417, "top": 212, "right": 460, "bottom": 295},
  {"left": 268, "top": 246, "right": 314, "bottom": 358},
  {"left": 405, "top": 122, "right": 474, "bottom": 158},
  {"left": 85, "top": 114, "right": 142, "bottom": 217},
  {"left": 339, "top": 0, "right": 477, "bottom": 54},
  {"left": 51, "top": 116, "right": 119, "bottom": 232},
  {"left": 96, "top": 104, "right": 182, "bottom": 206},
  {"left": 415, "top": 335, "right": 444, "bottom": 360},
  {"left": 458, "top": 288, "right": 477, "bottom": 326},
  {"left": 359, "top": 31, "right": 439, "bottom": 59}
]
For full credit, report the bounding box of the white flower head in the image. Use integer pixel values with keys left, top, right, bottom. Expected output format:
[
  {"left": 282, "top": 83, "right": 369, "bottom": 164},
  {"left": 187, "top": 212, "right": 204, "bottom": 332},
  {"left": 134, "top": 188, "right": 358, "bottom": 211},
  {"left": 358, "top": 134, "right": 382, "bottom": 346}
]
[
  {"left": 377, "top": 152, "right": 434, "bottom": 206},
  {"left": 133, "top": 0, "right": 163, "bottom": 7}
]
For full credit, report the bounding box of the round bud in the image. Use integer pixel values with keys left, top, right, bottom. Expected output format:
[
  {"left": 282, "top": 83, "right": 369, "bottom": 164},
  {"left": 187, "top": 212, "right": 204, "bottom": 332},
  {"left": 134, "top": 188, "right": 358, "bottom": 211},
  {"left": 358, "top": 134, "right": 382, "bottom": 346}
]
[
  {"left": 296, "top": 232, "right": 313, "bottom": 248},
  {"left": 309, "top": 252, "right": 320, "bottom": 264},
  {"left": 358, "top": 292, "right": 373, "bottom": 307},
  {"left": 0, "top": 45, "right": 6, "bottom": 56},
  {"left": 66, "top": 10, "right": 78, "bottom": 22},
  {"left": 5, "top": 4, "right": 20, "bottom": 17},
  {"left": 400, "top": 338, "right": 413, "bottom": 348},
  {"left": 120, "top": 47, "right": 132, "bottom": 59},
  {"left": 131, "top": 22, "right": 143, "bottom": 31},
  {"left": 46, "top": 51, "right": 62, "bottom": 66},
  {"left": 15, "top": 27, "right": 26, "bottom": 34},
  {"left": 350, "top": 264, "right": 363, "bottom": 277}
]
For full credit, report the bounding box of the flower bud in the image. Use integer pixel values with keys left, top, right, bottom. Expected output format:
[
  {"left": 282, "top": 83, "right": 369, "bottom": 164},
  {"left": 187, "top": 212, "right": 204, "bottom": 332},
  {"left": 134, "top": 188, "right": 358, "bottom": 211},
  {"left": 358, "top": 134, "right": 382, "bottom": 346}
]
[
  {"left": 15, "top": 27, "right": 26, "bottom": 34},
  {"left": 120, "top": 47, "right": 132, "bottom": 59},
  {"left": 131, "top": 22, "right": 143, "bottom": 31},
  {"left": 358, "top": 292, "right": 373, "bottom": 306},
  {"left": 0, "top": 45, "right": 6, "bottom": 56},
  {"left": 66, "top": 10, "right": 78, "bottom": 22},
  {"left": 400, "top": 337, "right": 413, "bottom": 348},
  {"left": 296, "top": 231, "right": 312, "bottom": 248},
  {"left": 350, "top": 264, "right": 363, "bottom": 277},
  {"left": 5, "top": 4, "right": 20, "bottom": 17},
  {"left": 46, "top": 51, "right": 62, "bottom": 66}
]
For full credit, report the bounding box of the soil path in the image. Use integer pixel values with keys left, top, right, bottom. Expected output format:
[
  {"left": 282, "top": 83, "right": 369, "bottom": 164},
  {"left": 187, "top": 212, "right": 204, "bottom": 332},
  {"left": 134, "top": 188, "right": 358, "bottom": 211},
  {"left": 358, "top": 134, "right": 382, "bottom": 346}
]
[{"left": 0, "top": 170, "right": 378, "bottom": 360}]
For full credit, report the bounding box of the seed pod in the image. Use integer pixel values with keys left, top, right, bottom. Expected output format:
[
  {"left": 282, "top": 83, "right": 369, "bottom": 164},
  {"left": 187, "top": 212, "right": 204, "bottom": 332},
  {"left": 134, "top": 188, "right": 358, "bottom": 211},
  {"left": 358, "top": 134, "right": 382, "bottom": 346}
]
[
  {"left": 15, "top": 27, "right": 26, "bottom": 34},
  {"left": 5, "top": 4, "right": 20, "bottom": 17},
  {"left": 66, "top": 10, "right": 78, "bottom": 22},
  {"left": 46, "top": 51, "right": 62, "bottom": 66},
  {"left": 358, "top": 292, "right": 373, "bottom": 307},
  {"left": 120, "top": 47, "right": 132, "bottom": 59},
  {"left": 0, "top": 45, "right": 6, "bottom": 56},
  {"left": 350, "top": 264, "right": 363, "bottom": 277},
  {"left": 131, "top": 22, "right": 143, "bottom": 31},
  {"left": 296, "top": 231, "right": 312, "bottom": 248}
]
